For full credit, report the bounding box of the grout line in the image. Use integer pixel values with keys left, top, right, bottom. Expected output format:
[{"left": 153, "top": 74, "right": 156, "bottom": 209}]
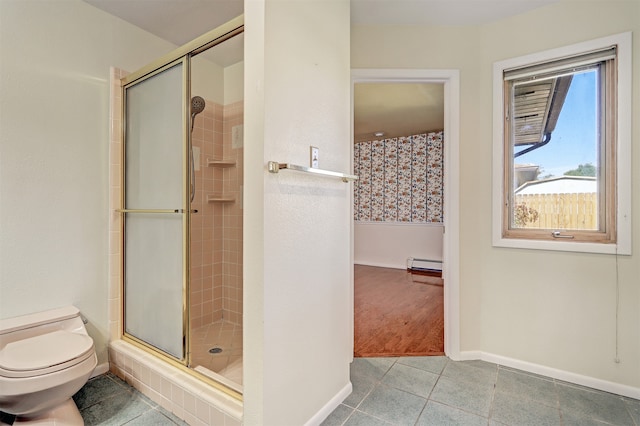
[{"left": 486, "top": 364, "right": 498, "bottom": 423}]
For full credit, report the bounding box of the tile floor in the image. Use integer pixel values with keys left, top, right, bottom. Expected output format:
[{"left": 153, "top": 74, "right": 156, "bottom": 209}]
[
  {"left": 1, "top": 357, "right": 638, "bottom": 425},
  {"left": 72, "top": 373, "right": 189, "bottom": 425},
  {"left": 0, "top": 373, "right": 187, "bottom": 426},
  {"left": 322, "top": 356, "right": 640, "bottom": 426}
]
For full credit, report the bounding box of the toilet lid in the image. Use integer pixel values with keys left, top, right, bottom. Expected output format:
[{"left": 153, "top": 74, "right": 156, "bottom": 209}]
[{"left": 0, "top": 330, "right": 94, "bottom": 377}]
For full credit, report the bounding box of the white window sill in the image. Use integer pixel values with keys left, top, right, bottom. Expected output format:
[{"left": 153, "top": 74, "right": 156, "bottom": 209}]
[{"left": 492, "top": 236, "right": 630, "bottom": 256}]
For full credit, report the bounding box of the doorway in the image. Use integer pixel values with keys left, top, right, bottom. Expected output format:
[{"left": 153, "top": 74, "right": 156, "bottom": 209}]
[{"left": 350, "top": 69, "right": 461, "bottom": 359}]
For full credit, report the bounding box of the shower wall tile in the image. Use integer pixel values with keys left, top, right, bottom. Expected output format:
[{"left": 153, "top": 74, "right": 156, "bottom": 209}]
[
  {"left": 222, "top": 100, "right": 243, "bottom": 326},
  {"left": 108, "top": 254, "right": 120, "bottom": 298},
  {"left": 108, "top": 67, "right": 126, "bottom": 343},
  {"left": 109, "top": 141, "right": 121, "bottom": 165},
  {"left": 109, "top": 341, "right": 243, "bottom": 425},
  {"left": 190, "top": 99, "right": 225, "bottom": 330}
]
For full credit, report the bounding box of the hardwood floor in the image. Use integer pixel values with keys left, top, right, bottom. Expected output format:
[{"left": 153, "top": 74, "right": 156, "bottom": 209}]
[{"left": 354, "top": 264, "right": 444, "bottom": 357}]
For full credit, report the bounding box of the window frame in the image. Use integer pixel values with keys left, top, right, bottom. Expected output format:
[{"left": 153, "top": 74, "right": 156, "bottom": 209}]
[{"left": 492, "top": 32, "right": 632, "bottom": 255}]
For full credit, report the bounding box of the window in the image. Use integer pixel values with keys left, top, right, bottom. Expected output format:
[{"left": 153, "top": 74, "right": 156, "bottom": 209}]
[{"left": 493, "top": 33, "right": 631, "bottom": 255}]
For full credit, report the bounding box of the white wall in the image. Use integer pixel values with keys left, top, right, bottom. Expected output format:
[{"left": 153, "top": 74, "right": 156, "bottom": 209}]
[
  {"left": 192, "top": 55, "right": 225, "bottom": 104},
  {"left": 244, "top": 0, "right": 352, "bottom": 424},
  {"left": 354, "top": 223, "right": 443, "bottom": 269},
  {"left": 477, "top": 1, "right": 639, "bottom": 393},
  {"left": 0, "top": 0, "right": 176, "bottom": 365},
  {"left": 224, "top": 61, "right": 245, "bottom": 105},
  {"left": 354, "top": 21, "right": 486, "bottom": 352},
  {"left": 352, "top": 0, "right": 640, "bottom": 393}
]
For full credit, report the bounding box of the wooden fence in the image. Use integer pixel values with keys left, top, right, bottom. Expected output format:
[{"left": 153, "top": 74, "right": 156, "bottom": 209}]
[{"left": 514, "top": 193, "right": 597, "bottom": 230}]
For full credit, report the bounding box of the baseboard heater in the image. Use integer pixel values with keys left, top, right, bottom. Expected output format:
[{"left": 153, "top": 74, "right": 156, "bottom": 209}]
[{"left": 407, "top": 257, "right": 442, "bottom": 276}]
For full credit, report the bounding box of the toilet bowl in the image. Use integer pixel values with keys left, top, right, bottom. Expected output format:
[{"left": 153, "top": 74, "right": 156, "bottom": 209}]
[{"left": 0, "top": 306, "right": 97, "bottom": 425}]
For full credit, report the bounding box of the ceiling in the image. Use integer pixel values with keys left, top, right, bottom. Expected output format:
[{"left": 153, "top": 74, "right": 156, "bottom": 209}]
[
  {"left": 84, "top": 0, "right": 558, "bottom": 62},
  {"left": 354, "top": 83, "right": 444, "bottom": 142},
  {"left": 84, "top": 0, "right": 558, "bottom": 140},
  {"left": 351, "top": 0, "right": 557, "bottom": 26},
  {"left": 84, "top": 0, "right": 245, "bottom": 66}
]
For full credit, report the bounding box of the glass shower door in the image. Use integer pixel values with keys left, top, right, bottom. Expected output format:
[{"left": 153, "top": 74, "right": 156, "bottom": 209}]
[{"left": 123, "top": 60, "right": 188, "bottom": 360}]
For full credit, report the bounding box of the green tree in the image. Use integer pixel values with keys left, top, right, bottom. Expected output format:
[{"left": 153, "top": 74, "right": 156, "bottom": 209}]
[
  {"left": 514, "top": 203, "right": 539, "bottom": 227},
  {"left": 564, "top": 163, "right": 596, "bottom": 177}
]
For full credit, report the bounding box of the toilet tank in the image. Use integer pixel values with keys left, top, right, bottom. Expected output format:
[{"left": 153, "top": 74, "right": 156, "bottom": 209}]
[{"left": 0, "top": 306, "right": 88, "bottom": 350}]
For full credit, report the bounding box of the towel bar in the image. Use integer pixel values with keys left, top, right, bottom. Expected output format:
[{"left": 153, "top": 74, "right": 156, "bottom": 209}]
[{"left": 267, "top": 161, "right": 358, "bottom": 183}]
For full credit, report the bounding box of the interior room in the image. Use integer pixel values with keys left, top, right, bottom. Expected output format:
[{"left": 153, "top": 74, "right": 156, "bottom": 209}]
[
  {"left": 0, "top": 0, "right": 638, "bottom": 425},
  {"left": 353, "top": 82, "right": 445, "bottom": 357}
]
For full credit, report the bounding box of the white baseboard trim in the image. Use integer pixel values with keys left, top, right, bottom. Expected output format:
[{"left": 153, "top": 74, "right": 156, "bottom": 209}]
[
  {"left": 305, "top": 381, "right": 353, "bottom": 426},
  {"left": 354, "top": 261, "right": 404, "bottom": 270},
  {"left": 455, "top": 350, "right": 482, "bottom": 361},
  {"left": 90, "top": 362, "right": 110, "bottom": 379},
  {"left": 459, "top": 351, "right": 640, "bottom": 399}
]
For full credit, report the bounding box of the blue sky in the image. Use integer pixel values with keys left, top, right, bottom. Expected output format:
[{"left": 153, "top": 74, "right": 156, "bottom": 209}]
[{"left": 516, "top": 70, "right": 598, "bottom": 178}]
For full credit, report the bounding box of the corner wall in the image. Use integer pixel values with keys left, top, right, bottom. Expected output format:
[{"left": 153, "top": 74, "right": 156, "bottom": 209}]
[
  {"left": 476, "top": 0, "right": 639, "bottom": 394},
  {"left": 0, "top": 0, "right": 176, "bottom": 366},
  {"left": 244, "top": 0, "right": 353, "bottom": 424},
  {"left": 352, "top": 0, "right": 640, "bottom": 393},
  {"left": 353, "top": 21, "right": 486, "bottom": 353}
]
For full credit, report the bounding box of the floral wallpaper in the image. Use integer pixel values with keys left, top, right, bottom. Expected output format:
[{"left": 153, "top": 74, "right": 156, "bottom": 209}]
[{"left": 354, "top": 131, "right": 443, "bottom": 223}]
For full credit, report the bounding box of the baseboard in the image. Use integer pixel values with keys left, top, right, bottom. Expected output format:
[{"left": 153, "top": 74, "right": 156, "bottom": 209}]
[
  {"left": 407, "top": 258, "right": 443, "bottom": 274},
  {"left": 90, "top": 362, "right": 110, "bottom": 379},
  {"left": 455, "top": 350, "right": 482, "bottom": 362},
  {"left": 459, "top": 350, "right": 640, "bottom": 399},
  {"left": 304, "top": 381, "right": 353, "bottom": 426},
  {"left": 354, "top": 261, "right": 405, "bottom": 270}
]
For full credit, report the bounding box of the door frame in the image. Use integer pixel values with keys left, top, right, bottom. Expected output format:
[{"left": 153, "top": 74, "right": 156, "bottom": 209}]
[{"left": 350, "top": 68, "right": 460, "bottom": 359}]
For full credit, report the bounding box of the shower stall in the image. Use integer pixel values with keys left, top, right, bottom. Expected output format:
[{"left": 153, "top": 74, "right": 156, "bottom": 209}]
[{"left": 118, "top": 17, "right": 244, "bottom": 393}]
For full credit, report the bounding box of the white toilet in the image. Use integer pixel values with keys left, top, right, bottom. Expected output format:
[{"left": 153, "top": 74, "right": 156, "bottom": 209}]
[{"left": 0, "top": 306, "right": 97, "bottom": 425}]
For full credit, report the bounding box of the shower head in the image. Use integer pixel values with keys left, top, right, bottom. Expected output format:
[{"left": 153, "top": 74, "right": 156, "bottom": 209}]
[
  {"left": 190, "top": 96, "right": 206, "bottom": 133},
  {"left": 191, "top": 96, "right": 206, "bottom": 116}
]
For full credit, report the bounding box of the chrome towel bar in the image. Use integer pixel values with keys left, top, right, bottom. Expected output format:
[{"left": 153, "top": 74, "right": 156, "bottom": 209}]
[
  {"left": 115, "top": 209, "right": 198, "bottom": 214},
  {"left": 267, "top": 161, "right": 358, "bottom": 183},
  {"left": 116, "top": 209, "right": 182, "bottom": 214}
]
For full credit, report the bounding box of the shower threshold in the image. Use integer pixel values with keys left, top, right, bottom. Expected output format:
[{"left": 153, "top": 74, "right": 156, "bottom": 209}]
[{"left": 194, "top": 365, "right": 243, "bottom": 394}]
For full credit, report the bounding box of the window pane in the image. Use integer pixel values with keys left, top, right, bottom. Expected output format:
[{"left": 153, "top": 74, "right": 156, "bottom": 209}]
[
  {"left": 510, "top": 68, "right": 600, "bottom": 231},
  {"left": 493, "top": 32, "right": 630, "bottom": 253}
]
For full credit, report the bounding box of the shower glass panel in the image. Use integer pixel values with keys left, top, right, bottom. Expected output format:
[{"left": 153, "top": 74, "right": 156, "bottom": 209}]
[
  {"left": 187, "top": 33, "right": 244, "bottom": 389},
  {"left": 124, "top": 61, "right": 186, "bottom": 360},
  {"left": 118, "top": 16, "right": 243, "bottom": 395}
]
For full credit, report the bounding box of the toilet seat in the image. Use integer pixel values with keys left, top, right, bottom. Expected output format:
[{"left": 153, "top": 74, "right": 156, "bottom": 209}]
[{"left": 0, "top": 330, "right": 95, "bottom": 379}]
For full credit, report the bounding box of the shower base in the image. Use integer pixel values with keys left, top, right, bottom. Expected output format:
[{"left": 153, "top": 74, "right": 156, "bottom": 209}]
[{"left": 190, "top": 320, "right": 243, "bottom": 389}]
